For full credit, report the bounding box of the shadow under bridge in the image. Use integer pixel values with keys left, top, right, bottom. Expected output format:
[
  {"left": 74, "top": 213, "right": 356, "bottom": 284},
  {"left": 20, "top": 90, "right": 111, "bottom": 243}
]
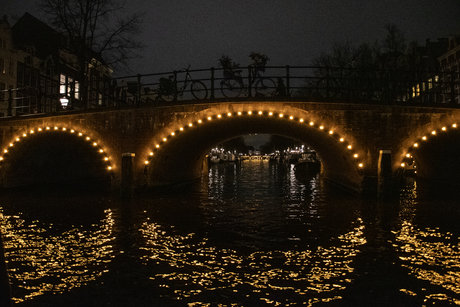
[{"left": 145, "top": 104, "right": 364, "bottom": 192}]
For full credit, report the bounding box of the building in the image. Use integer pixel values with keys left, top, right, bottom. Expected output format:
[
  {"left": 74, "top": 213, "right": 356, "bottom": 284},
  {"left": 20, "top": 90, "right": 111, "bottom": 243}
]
[
  {"left": 397, "top": 38, "right": 448, "bottom": 104},
  {"left": 438, "top": 35, "right": 460, "bottom": 104},
  {"left": 0, "top": 16, "right": 17, "bottom": 116},
  {"left": 0, "top": 13, "right": 113, "bottom": 116}
]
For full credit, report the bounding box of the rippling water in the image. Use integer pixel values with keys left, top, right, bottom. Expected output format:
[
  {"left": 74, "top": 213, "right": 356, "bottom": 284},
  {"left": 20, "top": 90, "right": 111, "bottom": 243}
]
[{"left": 1, "top": 161, "right": 460, "bottom": 306}]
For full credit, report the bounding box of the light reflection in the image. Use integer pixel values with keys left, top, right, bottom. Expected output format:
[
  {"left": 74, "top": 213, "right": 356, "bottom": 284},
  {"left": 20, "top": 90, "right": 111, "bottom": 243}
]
[
  {"left": 139, "top": 218, "right": 366, "bottom": 304},
  {"left": 1, "top": 209, "right": 115, "bottom": 303},
  {"left": 393, "top": 221, "right": 460, "bottom": 304}
]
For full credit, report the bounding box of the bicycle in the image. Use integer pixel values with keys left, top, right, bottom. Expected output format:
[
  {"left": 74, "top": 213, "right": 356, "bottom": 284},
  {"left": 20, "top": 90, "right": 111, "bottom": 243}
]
[
  {"left": 156, "top": 65, "right": 208, "bottom": 102},
  {"left": 220, "top": 65, "right": 276, "bottom": 98}
]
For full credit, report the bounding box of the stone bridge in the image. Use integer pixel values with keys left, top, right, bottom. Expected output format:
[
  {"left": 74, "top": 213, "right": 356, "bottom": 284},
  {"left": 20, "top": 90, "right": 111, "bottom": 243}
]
[{"left": 0, "top": 100, "right": 459, "bottom": 193}]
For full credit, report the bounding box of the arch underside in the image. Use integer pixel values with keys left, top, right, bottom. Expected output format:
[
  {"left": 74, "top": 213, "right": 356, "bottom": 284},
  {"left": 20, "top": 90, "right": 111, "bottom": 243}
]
[
  {"left": 409, "top": 128, "right": 460, "bottom": 180},
  {"left": 1, "top": 132, "right": 111, "bottom": 189},
  {"left": 148, "top": 115, "right": 363, "bottom": 192}
]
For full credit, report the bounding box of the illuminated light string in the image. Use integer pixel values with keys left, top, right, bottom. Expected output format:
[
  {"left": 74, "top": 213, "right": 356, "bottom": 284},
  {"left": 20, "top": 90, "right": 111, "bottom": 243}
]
[
  {"left": 145, "top": 110, "right": 365, "bottom": 170},
  {"left": 0, "top": 127, "right": 113, "bottom": 171},
  {"left": 401, "top": 123, "right": 458, "bottom": 170}
]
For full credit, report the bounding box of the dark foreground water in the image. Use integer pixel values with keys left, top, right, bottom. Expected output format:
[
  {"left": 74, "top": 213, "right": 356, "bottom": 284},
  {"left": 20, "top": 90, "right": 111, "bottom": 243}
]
[{"left": 1, "top": 161, "right": 460, "bottom": 306}]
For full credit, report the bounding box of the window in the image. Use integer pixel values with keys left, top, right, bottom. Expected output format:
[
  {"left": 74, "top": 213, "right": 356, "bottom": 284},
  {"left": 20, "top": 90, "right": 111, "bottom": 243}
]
[
  {"left": 428, "top": 78, "right": 433, "bottom": 89},
  {"left": 60, "top": 74, "right": 66, "bottom": 94},
  {"left": 8, "top": 61, "right": 13, "bottom": 75},
  {"left": 74, "top": 81, "right": 79, "bottom": 99},
  {"left": 0, "top": 57, "right": 4, "bottom": 74}
]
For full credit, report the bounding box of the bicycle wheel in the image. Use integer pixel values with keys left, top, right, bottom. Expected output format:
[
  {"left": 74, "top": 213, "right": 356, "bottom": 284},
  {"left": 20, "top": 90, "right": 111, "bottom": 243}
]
[
  {"left": 221, "top": 78, "right": 243, "bottom": 98},
  {"left": 255, "top": 78, "right": 276, "bottom": 97},
  {"left": 316, "top": 78, "right": 339, "bottom": 98},
  {"left": 191, "top": 81, "right": 208, "bottom": 100}
]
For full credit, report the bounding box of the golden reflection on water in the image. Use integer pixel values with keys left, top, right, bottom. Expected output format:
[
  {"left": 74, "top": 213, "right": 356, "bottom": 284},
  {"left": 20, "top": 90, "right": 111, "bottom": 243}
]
[
  {"left": 0, "top": 209, "right": 115, "bottom": 303},
  {"left": 393, "top": 221, "right": 460, "bottom": 305},
  {"left": 139, "top": 218, "right": 366, "bottom": 306}
]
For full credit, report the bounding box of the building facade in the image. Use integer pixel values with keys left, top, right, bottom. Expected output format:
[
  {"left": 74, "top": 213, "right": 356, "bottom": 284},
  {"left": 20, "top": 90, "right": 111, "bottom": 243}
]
[
  {"left": 438, "top": 35, "right": 460, "bottom": 104},
  {"left": 0, "top": 13, "right": 113, "bottom": 117}
]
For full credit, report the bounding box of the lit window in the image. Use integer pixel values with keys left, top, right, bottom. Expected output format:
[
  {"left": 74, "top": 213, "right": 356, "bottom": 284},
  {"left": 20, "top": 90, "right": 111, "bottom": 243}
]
[{"left": 60, "top": 74, "right": 66, "bottom": 94}]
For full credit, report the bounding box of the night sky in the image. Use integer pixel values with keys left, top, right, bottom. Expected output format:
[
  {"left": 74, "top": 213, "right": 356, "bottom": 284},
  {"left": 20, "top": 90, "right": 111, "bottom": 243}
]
[{"left": 4, "top": 0, "right": 460, "bottom": 76}]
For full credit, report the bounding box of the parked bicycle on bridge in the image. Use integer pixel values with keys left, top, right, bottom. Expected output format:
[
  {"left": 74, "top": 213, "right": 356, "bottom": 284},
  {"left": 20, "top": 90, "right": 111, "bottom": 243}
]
[
  {"left": 155, "top": 65, "right": 208, "bottom": 102},
  {"left": 219, "top": 53, "right": 276, "bottom": 98}
]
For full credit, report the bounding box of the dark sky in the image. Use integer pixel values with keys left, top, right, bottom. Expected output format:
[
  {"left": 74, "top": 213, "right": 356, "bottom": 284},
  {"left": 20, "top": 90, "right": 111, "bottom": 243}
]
[{"left": 4, "top": 0, "right": 460, "bottom": 76}]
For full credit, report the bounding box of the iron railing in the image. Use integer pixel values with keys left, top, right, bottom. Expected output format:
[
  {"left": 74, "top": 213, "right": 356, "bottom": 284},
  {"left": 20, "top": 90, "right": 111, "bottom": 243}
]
[{"left": 1, "top": 65, "right": 459, "bottom": 117}]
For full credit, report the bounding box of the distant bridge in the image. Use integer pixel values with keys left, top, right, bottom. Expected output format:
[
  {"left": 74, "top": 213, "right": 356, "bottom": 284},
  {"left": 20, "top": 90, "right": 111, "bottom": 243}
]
[{"left": 0, "top": 97, "right": 459, "bottom": 193}]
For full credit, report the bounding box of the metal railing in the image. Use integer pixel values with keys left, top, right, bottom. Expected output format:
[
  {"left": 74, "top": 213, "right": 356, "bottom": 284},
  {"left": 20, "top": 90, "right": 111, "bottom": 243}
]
[{"left": 1, "top": 65, "right": 459, "bottom": 117}]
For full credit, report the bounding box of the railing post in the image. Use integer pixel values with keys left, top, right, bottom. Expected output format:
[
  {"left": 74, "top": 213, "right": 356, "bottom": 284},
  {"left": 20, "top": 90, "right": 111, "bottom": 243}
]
[
  {"left": 7, "top": 89, "right": 12, "bottom": 117},
  {"left": 210, "top": 67, "right": 215, "bottom": 99},
  {"left": 285, "top": 65, "right": 291, "bottom": 97},
  {"left": 173, "top": 71, "right": 178, "bottom": 102},
  {"left": 247, "top": 65, "right": 252, "bottom": 98},
  {"left": 137, "top": 74, "right": 142, "bottom": 105}
]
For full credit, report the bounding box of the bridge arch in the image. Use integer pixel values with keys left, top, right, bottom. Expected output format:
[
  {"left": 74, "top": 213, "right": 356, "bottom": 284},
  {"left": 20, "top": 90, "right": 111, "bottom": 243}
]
[
  {"left": 143, "top": 104, "right": 366, "bottom": 192},
  {"left": 0, "top": 125, "right": 114, "bottom": 189},
  {"left": 397, "top": 120, "right": 460, "bottom": 180}
]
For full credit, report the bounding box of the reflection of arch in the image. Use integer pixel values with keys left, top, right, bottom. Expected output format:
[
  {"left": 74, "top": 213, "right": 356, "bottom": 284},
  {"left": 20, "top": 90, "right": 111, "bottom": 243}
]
[
  {"left": 397, "top": 123, "right": 459, "bottom": 179},
  {"left": 143, "top": 108, "right": 366, "bottom": 192},
  {"left": 0, "top": 126, "right": 114, "bottom": 188}
]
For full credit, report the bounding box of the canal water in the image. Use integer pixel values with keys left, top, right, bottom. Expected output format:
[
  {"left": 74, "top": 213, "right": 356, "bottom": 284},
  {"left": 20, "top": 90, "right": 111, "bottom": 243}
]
[{"left": 1, "top": 160, "right": 460, "bottom": 306}]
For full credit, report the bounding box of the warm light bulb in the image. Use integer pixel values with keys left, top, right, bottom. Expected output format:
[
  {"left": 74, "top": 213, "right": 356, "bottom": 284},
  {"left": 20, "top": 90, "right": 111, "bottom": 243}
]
[
  {"left": 217, "top": 114, "right": 221, "bottom": 118},
  {"left": 299, "top": 118, "right": 304, "bottom": 122},
  {"left": 156, "top": 144, "right": 160, "bottom": 148},
  {"left": 279, "top": 114, "right": 283, "bottom": 117},
  {"left": 188, "top": 123, "right": 192, "bottom": 127},
  {"left": 171, "top": 132, "right": 175, "bottom": 136},
  {"left": 269, "top": 112, "right": 273, "bottom": 116},
  {"left": 353, "top": 154, "right": 358, "bottom": 158},
  {"left": 348, "top": 145, "right": 352, "bottom": 149},
  {"left": 329, "top": 130, "right": 333, "bottom": 134},
  {"left": 238, "top": 112, "right": 242, "bottom": 115},
  {"left": 340, "top": 138, "right": 344, "bottom": 142},
  {"left": 93, "top": 142, "right": 97, "bottom": 146},
  {"left": 309, "top": 122, "right": 314, "bottom": 125},
  {"left": 163, "top": 138, "right": 167, "bottom": 142},
  {"left": 248, "top": 111, "right": 252, "bottom": 115},
  {"left": 401, "top": 163, "right": 405, "bottom": 167},
  {"left": 149, "top": 152, "right": 153, "bottom": 156},
  {"left": 359, "top": 163, "right": 363, "bottom": 168},
  {"left": 431, "top": 131, "right": 436, "bottom": 135},
  {"left": 442, "top": 127, "right": 446, "bottom": 131},
  {"left": 289, "top": 116, "right": 293, "bottom": 120},
  {"left": 227, "top": 113, "right": 232, "bottom": 116},
  {"left": 453, "top": 124, "right": 457, "bottom": 128}
]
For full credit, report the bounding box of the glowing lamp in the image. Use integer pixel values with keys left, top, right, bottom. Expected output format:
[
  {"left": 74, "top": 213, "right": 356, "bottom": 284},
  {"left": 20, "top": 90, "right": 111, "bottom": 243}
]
[
  {"left": 279, "top": 114, "right": 283, "bottom": 117},
  {"left": 401, "top": 163, "right": 405, "bottom": 167},
  {"left": 163, "top": 138, "right": 167, "bottom": 142}
]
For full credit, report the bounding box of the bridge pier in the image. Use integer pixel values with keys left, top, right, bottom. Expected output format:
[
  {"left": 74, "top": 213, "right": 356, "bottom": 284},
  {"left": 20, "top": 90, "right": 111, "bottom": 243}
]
[{"left": 121, "top": 153, "right": 135, "bottom": 198}]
